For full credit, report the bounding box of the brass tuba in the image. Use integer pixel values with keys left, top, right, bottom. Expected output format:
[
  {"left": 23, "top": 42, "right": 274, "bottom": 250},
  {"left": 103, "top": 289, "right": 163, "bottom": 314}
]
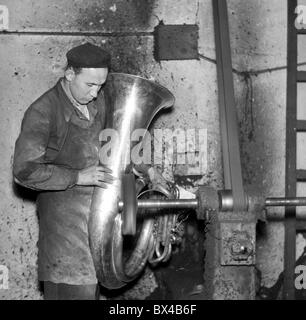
[{"left": 88, "top": 73, "right": 176, "bottom": 289}]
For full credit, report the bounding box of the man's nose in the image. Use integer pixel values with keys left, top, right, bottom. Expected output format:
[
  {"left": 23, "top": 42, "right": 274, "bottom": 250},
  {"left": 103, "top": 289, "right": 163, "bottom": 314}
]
[{"left": 90, "top": 88, "right": 98, "bottom": 98}]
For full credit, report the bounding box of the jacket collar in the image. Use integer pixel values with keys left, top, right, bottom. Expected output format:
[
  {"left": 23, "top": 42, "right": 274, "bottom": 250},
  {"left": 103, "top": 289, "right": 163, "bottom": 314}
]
[{"left": 56, "top": 79, "right": 74, "bottom": 122}]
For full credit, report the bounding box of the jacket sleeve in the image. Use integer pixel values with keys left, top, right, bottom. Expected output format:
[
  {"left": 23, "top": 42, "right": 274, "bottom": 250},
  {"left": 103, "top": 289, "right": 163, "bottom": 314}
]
[{"left": 13, "top": 102, "right": 79, "bottom": 191}]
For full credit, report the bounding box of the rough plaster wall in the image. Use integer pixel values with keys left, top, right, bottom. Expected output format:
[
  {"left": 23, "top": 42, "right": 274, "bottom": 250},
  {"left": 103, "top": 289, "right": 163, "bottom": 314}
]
[
  {"left": 227, "top": 0, "right": 288, "bottom": 289},
  {"left": 229, "top": 0, "right": 288, "bottom": 290},
  {"left": 0, "top": 0, "right": 299, "bottom": 299},
  {"left": 236, "top": 71, "right": 286, "bottom": 288}
]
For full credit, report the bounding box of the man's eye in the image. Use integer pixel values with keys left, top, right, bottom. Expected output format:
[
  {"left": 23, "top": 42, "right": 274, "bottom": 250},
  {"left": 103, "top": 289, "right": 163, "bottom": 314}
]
[{"left": 87, "top": 84, "right": 93, "bottom": 87}]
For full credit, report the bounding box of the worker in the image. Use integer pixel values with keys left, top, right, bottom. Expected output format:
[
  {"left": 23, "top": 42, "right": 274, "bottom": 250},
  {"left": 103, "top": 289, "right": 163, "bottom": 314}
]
[{"left": 13, "top": 42, "right": 168, "bottom": 300}]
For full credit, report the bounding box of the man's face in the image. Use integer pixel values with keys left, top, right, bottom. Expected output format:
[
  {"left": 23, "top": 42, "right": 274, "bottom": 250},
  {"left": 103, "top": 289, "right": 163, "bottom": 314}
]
[{"left": 66, "top": 68, "right": 108, "bottom": 105}]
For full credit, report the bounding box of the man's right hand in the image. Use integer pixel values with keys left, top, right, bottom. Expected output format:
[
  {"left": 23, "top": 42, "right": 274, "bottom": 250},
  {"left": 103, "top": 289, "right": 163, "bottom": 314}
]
[{"left": 76, "top": 165, "right": 115, "bottom": 188}]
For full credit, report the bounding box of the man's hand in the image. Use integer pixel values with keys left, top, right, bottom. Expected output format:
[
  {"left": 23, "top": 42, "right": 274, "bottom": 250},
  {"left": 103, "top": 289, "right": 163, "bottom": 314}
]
[{"left": 76, "top": 165, "right": 115, "bottom": 188}]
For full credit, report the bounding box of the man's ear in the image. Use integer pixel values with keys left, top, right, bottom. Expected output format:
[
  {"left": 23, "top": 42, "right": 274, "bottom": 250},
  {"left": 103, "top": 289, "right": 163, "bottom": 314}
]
[{"left": 64, "top": 68, "right": 75, "bottom": 82}]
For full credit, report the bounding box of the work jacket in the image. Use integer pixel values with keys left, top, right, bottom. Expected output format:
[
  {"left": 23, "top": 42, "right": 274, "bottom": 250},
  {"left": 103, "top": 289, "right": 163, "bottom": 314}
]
[{"left": 13, "top": 79, "right": 107, "bottom": 284}]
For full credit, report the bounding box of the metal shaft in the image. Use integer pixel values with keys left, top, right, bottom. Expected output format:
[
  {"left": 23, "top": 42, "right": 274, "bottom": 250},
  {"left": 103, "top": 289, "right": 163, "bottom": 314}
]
[
  {"left": 118, "top": 199, "right": 198, "bottom": 210},
  {"left": 265, "top": 197, "right": 306, "bottom": 207},
  {"left": 119, "top": 196, "right": 306, "bottom": 211}
]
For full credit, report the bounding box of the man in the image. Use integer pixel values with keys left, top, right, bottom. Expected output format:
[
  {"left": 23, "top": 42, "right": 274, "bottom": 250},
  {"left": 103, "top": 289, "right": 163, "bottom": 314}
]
[{"left": 13, "top": 42, "right": 167, "bottom": 300}]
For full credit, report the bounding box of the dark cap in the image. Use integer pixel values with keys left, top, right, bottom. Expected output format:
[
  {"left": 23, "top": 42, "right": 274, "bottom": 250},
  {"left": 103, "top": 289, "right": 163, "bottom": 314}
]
[{"left": 66, "top": 42, "right": 111, "bottom": 68}]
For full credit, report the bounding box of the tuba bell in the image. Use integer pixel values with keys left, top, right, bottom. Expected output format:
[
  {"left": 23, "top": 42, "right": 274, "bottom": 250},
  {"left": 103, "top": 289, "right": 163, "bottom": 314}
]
[{"left": 88, "top": 73, "right": 176, "bottom": 289}]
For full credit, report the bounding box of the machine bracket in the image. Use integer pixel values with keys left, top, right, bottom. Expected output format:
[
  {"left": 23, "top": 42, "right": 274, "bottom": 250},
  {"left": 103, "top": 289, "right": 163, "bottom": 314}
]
[{"left": 220, "top": 221, "right": 255, "bottom": 266}]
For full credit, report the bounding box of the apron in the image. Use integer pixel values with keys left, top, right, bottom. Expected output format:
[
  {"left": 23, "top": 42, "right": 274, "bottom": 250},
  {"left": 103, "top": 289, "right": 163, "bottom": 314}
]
[{"left": 37, "top": 108, "right": 102, "bottom": 285}]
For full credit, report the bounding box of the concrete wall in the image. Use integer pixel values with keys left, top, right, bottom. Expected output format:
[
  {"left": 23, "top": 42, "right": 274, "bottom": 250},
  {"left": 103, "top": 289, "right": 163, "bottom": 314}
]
[
  {"left": 229, "top": 0, "right": 287, "bottom": 291},
  {"left": 0, "top": 0, "right": 300, "bottom": 299}
]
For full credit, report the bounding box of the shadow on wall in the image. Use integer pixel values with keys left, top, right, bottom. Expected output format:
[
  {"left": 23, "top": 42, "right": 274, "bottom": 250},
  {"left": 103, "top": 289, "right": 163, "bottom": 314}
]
[
  {"left": 74, "top": 0, "right": 158, "bottom": 75},
  {"left": 75, "top": 0, "right": 157, "bottom": 31}
]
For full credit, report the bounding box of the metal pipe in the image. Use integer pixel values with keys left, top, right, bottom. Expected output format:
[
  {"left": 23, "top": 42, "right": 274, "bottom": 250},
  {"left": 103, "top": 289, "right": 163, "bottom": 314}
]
[
  {"left": 118, "top": 199, "right": 198, "bottom": 210},
  {"left": 118, "top": 195, "right": 306, "bottom": 221},
  {"left": 119, "top": 196, "right": 306, "bottom": 211},
  {"left": 265, "top": 197, "right": 306, "bottom": 207}
]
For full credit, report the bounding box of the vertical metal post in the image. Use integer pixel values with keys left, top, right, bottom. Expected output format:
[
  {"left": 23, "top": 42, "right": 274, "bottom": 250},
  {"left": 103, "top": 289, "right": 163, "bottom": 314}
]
[{"left": 284, "top": 0, "right": 298, "bottom": 300}]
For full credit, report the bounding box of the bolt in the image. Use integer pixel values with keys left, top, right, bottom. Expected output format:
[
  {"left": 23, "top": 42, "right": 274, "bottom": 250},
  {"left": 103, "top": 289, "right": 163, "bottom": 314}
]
[
  {"left": 231, "top": 242, "right": 252, "bottom": 256},
  {"left": 239, "top": 245, "right": 247, "bottom": 254}
]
